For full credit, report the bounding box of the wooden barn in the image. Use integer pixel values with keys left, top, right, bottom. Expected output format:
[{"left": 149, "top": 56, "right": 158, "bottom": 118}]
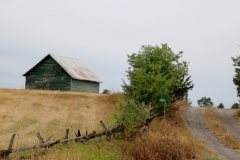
[{"left": 23, "top": 54, "right": 102, "bottom": 93}]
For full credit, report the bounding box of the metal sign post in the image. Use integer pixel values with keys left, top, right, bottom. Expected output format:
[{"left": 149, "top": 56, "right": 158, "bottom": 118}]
[
  {"left": 159, "top": 98, "right": 166, "bottom": 120},
  {"left": 164, "top": 101, "right": 166, "bottom": 120}
]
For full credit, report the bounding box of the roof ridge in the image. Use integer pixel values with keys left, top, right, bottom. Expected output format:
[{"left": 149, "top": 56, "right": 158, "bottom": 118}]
[{"left": 49, "top": 53, "right": 82, "bottom": 61}]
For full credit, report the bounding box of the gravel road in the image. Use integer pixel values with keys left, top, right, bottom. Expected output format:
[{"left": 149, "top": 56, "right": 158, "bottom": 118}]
[
  {"left": 181, "top": 107, "right": 240, "bottom": 160},
  {"left": 215, "top": 109, "right": 240, "bottom": 142}
]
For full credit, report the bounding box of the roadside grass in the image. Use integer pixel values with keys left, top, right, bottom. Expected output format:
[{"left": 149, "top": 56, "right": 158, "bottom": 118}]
[
  {"left": 1, "top": 89, "right": 219, "bottom": 159},
  {"left": 119, "top": 118, "right": 214, "bottom": 160},
  {"left": 11, "top": 140, "right": 123, "bottom": 160},
  {"left": 202, "top": 108, "right": 240, "bottom": 150},
  {"left": 118, "top": 114, "right": 217, "bottom": 160},
  {"left": 170, "top": 101, "right": 218, "bottom": 159},
  {"left": 175, "top": 118, "right": 216, "bottom": 158},
  {"left": 204, "top": 158, "right": 220, "bottom": 160},
  {"left": 233, "top": 109, "right": 240, "bottom": 119}
]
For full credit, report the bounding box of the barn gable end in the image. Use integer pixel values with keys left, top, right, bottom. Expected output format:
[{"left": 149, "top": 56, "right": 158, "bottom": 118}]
[{"left": 23, "top": 54, "right": 101, "bottom": 93}]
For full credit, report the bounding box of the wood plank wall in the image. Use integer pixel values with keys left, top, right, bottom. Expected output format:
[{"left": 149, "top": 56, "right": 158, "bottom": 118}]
[{"left": 25, "top": 56, "right": 71, "bottom": 91}]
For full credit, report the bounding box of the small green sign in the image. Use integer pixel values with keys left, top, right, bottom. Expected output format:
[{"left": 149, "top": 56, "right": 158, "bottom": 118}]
[{"left": 159, "top": 98, "right": 166, "bottom": 103}]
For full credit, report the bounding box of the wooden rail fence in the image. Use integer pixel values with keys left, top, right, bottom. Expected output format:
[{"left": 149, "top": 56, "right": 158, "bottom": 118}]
[
  {"left": 0, "top": 104, "right": 157, "bottom": 159},
  {"left": 0, "top": 120, "right": 123, "bottom": 159}
]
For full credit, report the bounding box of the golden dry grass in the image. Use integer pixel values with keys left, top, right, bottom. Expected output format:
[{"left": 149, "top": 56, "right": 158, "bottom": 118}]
[
  {"left": 0, "top": 88, "right": 120, "bottom": 150},
  {"left": 233, "top": 109, "right": 240, "bottom": 120},
  {"left": 202, "top": 108, "right": 240, "bottom": 150},
  {"left": 119, "top": 113, "right": 218, "bottom": 160}
]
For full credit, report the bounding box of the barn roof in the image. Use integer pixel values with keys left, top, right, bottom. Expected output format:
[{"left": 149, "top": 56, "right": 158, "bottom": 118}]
[{"left": 23, "top": 54, "right": 102, "bottom": 83}]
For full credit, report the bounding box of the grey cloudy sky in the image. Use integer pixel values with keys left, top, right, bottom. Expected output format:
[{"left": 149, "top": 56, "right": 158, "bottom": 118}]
[{"left": 0, "top": 1, "right": 240, "bottom": 107}]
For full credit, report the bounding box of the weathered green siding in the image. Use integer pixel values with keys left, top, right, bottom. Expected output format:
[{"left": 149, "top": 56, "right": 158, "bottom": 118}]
[
  {"left": 71, "top": 79, "right": 99, "bottom": 93},
  {"left": 25, "top": 56, "right": 71, "bottom": 91}
]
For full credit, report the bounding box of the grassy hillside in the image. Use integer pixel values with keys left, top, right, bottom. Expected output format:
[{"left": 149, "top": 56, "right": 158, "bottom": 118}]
[
  {"left": 0, "top": 89, "right": 217, "bottom": 159},
  {"left": 0, "top": 89, "right": 119, "bottom": 147}
]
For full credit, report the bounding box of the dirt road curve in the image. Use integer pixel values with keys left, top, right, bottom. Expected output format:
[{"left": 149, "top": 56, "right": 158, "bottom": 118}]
[
  {"left": 181, "top": 107, "right": 240, "bottom": 160},
  {"left": 215, "top": 109, "right": 240, "bottom": 142}
]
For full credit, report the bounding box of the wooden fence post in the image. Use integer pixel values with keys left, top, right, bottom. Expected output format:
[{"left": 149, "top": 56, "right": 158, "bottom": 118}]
[
  {"left": 64, "top": 128, "right": 69, "bottom": 144},
  {"left": 0, "top": 134, "right": 16, "bottom": 158}
]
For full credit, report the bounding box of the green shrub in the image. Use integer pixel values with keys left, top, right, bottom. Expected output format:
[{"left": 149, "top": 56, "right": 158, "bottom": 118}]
[{"left": 114, "top": 98, "right": 149, "bottom": 137}]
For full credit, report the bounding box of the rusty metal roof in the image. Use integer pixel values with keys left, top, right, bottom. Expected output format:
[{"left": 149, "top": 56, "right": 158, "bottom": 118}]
[{"left": 23, "top": 54, "right": 102, "bottom": 83}]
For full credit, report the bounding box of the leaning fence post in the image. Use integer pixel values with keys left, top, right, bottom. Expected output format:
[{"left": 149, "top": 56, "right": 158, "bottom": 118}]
[
  {"left": 0, "top": 134, "right": 16, "bottom": 158},
  {"left": 100, "top": 120, "right": 112, "bottom": 141},
  {"left": 71, "top": 126, "right": 78, "bottom": 137},
  {"left": 37, "top": 133, "right": 44, "bottom": 143},
  {"left": 8, "top": 134, "right": 16, "bottom": 150}
]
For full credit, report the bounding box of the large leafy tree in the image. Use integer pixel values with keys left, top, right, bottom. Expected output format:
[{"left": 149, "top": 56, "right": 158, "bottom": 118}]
[
  {"left": 197, "top": 97, "right": 214, "bottom": 107},
  {"left": 232, "top": 56, "right": 240, "bottom": 98},
  {"left": 122, "top": 44, "right": 194, "bottom": 108}
]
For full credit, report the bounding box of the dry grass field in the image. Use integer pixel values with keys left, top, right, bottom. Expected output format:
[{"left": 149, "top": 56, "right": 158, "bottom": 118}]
[
  {"left": 0, "top": 88, "right": 119, "bottom": 149},
  {"left": 0, "top": 88, "right": 218, "bottom": 159}
]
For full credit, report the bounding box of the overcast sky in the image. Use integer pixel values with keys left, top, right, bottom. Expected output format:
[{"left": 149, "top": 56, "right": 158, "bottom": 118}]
[{"left": 0, "top": 1, "right": 240, "bottom": 107}]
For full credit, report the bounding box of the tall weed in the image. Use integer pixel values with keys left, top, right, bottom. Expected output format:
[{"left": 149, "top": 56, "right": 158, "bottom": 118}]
[{"left": 120, "top": 120, "right": 196, "bottom": 160}]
